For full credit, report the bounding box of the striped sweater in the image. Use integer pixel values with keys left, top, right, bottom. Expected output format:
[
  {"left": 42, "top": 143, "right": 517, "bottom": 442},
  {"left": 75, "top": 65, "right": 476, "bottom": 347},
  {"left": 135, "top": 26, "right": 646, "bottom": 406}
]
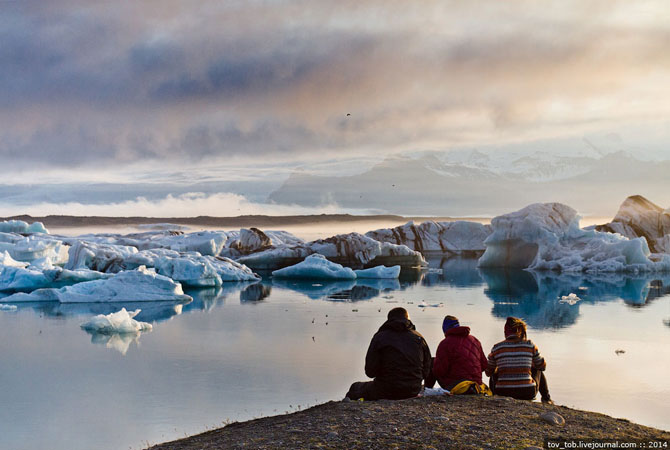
[{"left": 486, "top": 337, "right": 546, "bottom": 389}]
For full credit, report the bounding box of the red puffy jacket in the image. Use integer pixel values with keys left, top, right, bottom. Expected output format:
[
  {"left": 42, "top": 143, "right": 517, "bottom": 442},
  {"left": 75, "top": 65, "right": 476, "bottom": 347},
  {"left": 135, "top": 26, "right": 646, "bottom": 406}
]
[{"left": 433, "top": 326, "right": 487, "bottom": 389}]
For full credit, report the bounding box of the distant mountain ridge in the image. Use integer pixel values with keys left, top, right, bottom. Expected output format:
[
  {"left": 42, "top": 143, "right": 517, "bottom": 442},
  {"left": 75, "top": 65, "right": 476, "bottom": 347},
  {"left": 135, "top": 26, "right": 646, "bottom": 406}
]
[{"left": 269, "top": 151, "right": 670, "bottom": 217}]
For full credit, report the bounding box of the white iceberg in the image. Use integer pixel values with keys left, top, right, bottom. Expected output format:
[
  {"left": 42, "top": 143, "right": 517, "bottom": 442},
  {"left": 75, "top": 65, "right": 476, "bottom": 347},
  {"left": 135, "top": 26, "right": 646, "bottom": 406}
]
[
  {"left": 354, "top": 265, "right": 401, "bottom": 279},
  {"left": 596, "top": 195, "right": 670, "bottom": 254},
  {"left": 366, "top": 221, "right": 492, "bottom": 256},
  {"left": 0, "top": 235, "right": 68, "bottom": 265},
  {"left": 0, "top": 250, "right": 28, "bottom": 268},
  {"left": 0, "top": 220, "right": 48, "bottom": 234},
  {"left": 2, "top": 266, "right": 192, "bottom": 303},
  {"left": 0, "top": 304, "right": 17, "bottom": 311},
  {"left": 272, "top": 254, "right": 356, "bottom": 280},
  {"left": 559, "top": 293, "right": 581, "bottom": 305},
  {"left": 478, "top": 202, "right": 670, "bottom": 273},
  {"left": 80, "top": 308, "right": 152, "bottom": 334}
]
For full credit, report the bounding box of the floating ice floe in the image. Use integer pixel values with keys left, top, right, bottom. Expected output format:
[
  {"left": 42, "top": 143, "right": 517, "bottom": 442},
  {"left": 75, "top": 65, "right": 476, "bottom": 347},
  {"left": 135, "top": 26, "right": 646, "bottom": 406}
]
[
  {"left": 151, "top": 254, "right": 260, "bottom": 286},
  {"left": 0, "top": 264, "right": 112, "bottom": 292},
  {"left": 354, "top": 265, "right": 401, "bottom": 279},
  {"left": 272, "top": 254, "right": 356, "bottom": 280},
  {"left": 3, "top": 266, "right": 192, "bottom": 303},
  {"left": 596, "top": 195, "right": 670, "bottom": 254},
  {"left": 80, "top": 308, "right": 152, "bottom": 334},
  {"left": 136, "top": 223, "right": 191, "bottom": 231},
  {"left": 0, "top": 304, "right": 17, "bottom": 311},
  {"left": 559, "top": 293, "right": 581, "bottom": 305},
  {"left": 366, "top": 221, "right": 492, "bottom": 256},
  {"left": 477, "top": 202, "right": 670, "bottom": 273},
  {"left": 0, "top": 220, "right": 48, "bottom": 234}
]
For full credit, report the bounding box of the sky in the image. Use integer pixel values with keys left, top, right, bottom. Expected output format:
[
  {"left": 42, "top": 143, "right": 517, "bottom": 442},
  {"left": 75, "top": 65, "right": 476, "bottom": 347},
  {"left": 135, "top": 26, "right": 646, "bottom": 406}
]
[{"left": 2, "top": 0, "right": 670, "bottom": 217}]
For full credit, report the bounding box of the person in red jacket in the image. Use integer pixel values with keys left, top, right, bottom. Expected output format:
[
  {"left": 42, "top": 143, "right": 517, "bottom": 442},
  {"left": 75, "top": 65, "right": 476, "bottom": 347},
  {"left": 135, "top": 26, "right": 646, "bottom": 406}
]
[{"left": 430, "top": 315, "right": 488, "bottom": 390}]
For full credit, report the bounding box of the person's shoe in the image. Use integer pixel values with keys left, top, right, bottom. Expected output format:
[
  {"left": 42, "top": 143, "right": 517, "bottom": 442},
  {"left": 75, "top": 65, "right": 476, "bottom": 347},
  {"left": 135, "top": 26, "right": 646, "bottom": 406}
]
[{"left": 541, "top": 397, "right": 554, "bottom": 405}]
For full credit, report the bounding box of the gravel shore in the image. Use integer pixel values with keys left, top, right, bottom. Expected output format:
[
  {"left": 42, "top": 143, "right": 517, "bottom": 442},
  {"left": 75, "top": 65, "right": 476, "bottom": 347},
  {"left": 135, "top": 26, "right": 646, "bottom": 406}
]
[{"left": 150, "top": 395, "right": 669, "bottom": 449}]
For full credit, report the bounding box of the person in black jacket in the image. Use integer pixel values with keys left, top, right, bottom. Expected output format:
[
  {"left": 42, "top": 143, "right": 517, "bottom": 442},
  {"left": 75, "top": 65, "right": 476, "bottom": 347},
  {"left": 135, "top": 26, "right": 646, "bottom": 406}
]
[{"left": 345, "top": 307, "right": 432, "bottom": 400}]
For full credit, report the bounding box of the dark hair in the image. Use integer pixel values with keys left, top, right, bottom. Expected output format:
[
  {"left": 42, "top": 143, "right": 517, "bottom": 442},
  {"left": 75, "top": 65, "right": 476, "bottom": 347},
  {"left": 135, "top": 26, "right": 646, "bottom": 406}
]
[
  {"left": 387, "top": 307, "right": 409, "bottom": 321},
  {"left": 444, "top": 315, "right": 458, "bottom": 322}
]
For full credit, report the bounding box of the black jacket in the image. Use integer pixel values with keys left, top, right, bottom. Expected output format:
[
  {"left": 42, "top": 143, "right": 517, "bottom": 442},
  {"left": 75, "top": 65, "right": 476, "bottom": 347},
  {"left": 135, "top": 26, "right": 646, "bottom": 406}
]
[{"left": 364, "top": 318, "right": 432, "bottom": 396}]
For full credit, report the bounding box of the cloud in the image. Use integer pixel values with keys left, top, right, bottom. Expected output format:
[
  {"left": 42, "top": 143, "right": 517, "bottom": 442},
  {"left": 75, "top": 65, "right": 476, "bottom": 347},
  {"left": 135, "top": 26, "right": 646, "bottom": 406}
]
[
  {"left": 0, "top": 192, "right": 375, "bottom": 218},
  {"left": 1, "top": 1, "right": 670, "bottom": 171}
]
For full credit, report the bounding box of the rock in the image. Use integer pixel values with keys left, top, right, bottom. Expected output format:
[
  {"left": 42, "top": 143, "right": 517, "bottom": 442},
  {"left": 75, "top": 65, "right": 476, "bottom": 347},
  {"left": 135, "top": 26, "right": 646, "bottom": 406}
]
[
  {"left": 326, "top": 431, "right": 339, "bottom": 440},
  {"left": 540, "top": 411, "right": 565, "bottom": 425}
]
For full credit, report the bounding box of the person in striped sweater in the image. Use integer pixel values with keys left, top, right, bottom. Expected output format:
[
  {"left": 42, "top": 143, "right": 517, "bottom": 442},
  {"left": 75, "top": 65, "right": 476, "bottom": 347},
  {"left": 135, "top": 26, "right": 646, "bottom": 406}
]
[{"left": 485, "top": 317, "right": 552, "bottom": 404}]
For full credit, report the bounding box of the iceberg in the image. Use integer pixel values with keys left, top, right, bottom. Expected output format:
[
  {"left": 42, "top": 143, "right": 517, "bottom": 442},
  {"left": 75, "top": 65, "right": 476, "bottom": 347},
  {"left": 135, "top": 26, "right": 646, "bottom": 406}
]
[
  {"left": 0, "top": 220, "right": 48, "bottom": 234},
  {"left": 80, "top": 308, "right": 152, "bottom": 334},
  {"left": 2, "top": 266, "right": 192, "bottom": 303},
  {"left": 65, "top": 241, "right": 139, "bottom": 272},
  {"left": 235, "top": 230, "right": 423, "bottom": 271},
  {"left": 0, "top": 303, "right": 17, "bottom": 311},
  {"left": 354, "top": 265, "right": 401, "bottom": 279},
  {"left": 0, "top": 235, "right": 68, "bottom": 265},
  {"left": 151, "top": 254, "right": 260, "bottom": 286},
  {"left": 478, "top": 202, "right": 670, "bottom": 272},
  {"left": 272, "top": 254, "right": 356, "bottom": 280},
  {"left": 366, "top": 221, "right": 492, "bottom": 256},
  {"left": 596, "top": 195, "right": 670, "bottom": 254},
  {"left": 0, "top": 264, "right": 112, "bottom": 292}
]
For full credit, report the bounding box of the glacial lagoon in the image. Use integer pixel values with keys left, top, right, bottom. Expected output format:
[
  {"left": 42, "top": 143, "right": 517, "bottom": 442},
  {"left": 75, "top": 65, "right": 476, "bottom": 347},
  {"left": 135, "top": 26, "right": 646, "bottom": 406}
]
[{"left": 1, "top": 257, "right": 669, "bottom": 450}]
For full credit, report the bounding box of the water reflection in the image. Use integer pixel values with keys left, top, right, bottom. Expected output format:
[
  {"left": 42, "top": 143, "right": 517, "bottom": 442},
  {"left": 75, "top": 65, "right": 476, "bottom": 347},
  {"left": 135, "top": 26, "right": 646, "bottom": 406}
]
[
  {"left": 183, "top": 282, "right": 257, "bottom": 312},
  {"left": 480, "top": 268, "right": 670, "bottom": 329},
  {"left": 11, "top": 300, "right": 189, "bottom": 323},
  {"left": 422, "top": 257, "right": 484, "bottom": 288},
  {"left": 240, "top": 283, "right": 272, "bottom": 302},
  {"left": 85, "top": 330, "right": 144, "bottom": 355}
]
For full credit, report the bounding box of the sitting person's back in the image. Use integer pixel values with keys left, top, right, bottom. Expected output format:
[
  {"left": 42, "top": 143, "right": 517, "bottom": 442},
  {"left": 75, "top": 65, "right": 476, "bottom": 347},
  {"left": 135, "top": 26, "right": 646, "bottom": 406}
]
[
  {"left": 346, "top": 307, "right": 431, "bottom": 400},
  {"left": 486, "top": 316, "right": 552, "bottom": 403},
  {"left": 432, "top": 315, "right": 487, "bottom": 390}
]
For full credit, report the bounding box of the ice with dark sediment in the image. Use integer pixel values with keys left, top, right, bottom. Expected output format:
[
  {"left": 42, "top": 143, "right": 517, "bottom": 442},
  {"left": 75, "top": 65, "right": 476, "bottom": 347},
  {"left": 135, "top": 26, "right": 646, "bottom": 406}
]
[
  {"left": 366, "top": 220, "right": 492, "bottom": 256},
  {"left": 478, "top": 202, "right": 670, "bottom": 272},
  {"left": 596, "top": 195, "right": 670, "bottom": 254},
  {"left": 238, "top": 232, "right": 424, "bottom": 270}
]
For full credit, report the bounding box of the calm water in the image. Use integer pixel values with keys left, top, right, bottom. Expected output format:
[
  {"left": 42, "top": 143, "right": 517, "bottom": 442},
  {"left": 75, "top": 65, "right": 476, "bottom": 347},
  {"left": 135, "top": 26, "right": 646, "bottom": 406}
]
[{"left": 1, "top": 257, "right": 669, "bottom": 450}]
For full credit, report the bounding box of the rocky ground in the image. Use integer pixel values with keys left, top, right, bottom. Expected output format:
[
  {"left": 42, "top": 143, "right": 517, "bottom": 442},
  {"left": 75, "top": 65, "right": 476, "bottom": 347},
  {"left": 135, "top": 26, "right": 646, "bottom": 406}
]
[{"left": 149, "top": 395, "right": 669, "bottom": 449}]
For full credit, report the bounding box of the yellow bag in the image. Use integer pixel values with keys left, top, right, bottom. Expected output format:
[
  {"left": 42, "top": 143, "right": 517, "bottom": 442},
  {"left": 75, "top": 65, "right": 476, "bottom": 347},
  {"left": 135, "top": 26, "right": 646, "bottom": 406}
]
[{"left": 450, "top": 380, "right": 493, "bottom": 396}]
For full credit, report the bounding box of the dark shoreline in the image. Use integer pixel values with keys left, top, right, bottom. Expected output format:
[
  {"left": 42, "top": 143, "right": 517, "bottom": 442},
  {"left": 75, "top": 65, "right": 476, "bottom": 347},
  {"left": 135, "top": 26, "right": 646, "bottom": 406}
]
[
  {"left": 148, "top": 395, "right": 669, "bottom": 449},
  {"left": 2, "top": 213, "right": 490, "bottom": 229}
]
